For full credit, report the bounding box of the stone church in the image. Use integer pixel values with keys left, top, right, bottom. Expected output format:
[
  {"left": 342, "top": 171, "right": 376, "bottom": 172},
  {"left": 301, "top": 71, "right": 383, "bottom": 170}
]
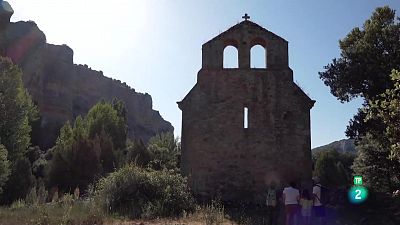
[{"left": 178, "top": 16, "right": 315, "bottom": 203}]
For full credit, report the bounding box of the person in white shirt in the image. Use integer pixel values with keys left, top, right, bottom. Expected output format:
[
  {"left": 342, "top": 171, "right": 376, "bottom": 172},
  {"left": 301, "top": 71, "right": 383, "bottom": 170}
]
[
  {"left": 313, "top": 177, "right": 326, "bottom": 225},
  {"left": 283, "top": 181, "right": 300, "bottom": 225}
]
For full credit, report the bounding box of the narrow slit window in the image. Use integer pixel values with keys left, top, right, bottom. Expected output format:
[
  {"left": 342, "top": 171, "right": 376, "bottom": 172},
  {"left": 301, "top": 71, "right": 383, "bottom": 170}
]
[{"left": 244, "top": 107, "right": 249, "bottom": 129}]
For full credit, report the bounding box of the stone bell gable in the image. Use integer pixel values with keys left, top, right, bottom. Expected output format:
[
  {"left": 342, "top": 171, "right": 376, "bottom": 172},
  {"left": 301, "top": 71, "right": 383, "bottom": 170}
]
[{"left": 178, "top": 17, "right": 315, "bottom": 203}]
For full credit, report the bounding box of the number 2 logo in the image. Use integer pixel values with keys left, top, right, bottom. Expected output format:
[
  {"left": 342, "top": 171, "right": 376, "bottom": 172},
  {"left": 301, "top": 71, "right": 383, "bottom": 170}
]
[{"left": 355, "top": 189, "right": 362, "bottom": 200}]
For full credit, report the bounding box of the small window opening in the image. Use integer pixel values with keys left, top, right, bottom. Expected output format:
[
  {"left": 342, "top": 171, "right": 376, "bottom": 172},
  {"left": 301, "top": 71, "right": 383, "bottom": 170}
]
[
  {"left": 223, "top": 45, "right": 239, "bottom": 68},
  {"left": 250, "top": 45, "right": 267, "bottom": 68},
  {"left": 244, "top": 107, "right": 249, "bottom": 129}
]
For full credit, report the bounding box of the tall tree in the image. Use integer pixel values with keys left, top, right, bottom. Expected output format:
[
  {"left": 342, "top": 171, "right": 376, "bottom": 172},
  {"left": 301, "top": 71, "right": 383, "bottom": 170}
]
[
  {"left": 86, "top": 100, "right": 127, "bottom": 150},
  {"left": 48, "top": 100, "right": 129, "bottom": 191},
  {"left": 0, "top": 56, "right": 37, "bottom": 203},
  {"left": 148, "top": 133, "right": 181, "bottom": 171},
  {"left": 48, "top": 119, "right": 102, "bottom": 191},
  {"left": 319, "top": 6, "right": 400, "bottom": 139},
  {"left": 0, "top": 56, "right": 37, "bottom": 161},
  {"left": 366, "top": 70, "right": 400, "bottom": 161},
  {"left": 351, "top": 70, "right": 400, "bottom": 192}
]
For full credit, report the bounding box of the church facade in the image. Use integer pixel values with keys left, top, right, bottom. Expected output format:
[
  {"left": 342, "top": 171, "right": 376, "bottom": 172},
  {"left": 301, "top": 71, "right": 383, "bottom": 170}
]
[{"left": 178, "top": 17, "right": 315, "bottom": 202}]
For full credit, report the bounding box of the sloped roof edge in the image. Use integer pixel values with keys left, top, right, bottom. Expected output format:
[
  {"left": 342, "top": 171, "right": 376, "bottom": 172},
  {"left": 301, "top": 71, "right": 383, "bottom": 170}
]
[{"left": 204, "top": 20, "right": 288, "bottom": 45}]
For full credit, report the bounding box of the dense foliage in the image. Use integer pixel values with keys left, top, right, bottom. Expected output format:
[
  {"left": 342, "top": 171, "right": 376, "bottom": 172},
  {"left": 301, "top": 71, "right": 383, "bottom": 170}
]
[
  {"left": 118, "top": 139, "right": 152, "bottom": 167},
  {"left": 352, "top": 134, "right": 399, "bottom": 192},
  {"left": 93, "top": 164, "right": 195, "bottom": 219},
  {"left": 365, "top": 70, "right": 400, "bottom": 161},
  {"left": 313, "top": 149, "right": 355, "bottom": 188},
  {"left": 48, "top": 120, "right": 102, "bottom": 192},
  {"left": 86, "top": 99, "right": 128, "bottom": 151},
  {"left": 2, "top": 158, "right": 35, "bottom": 204},
  {"left": 0, "top": 57, "right": 38, "bottom": 161},
  {"left": 48, "top": 100, "right": 128, "bottom": 192},
  {"left": 147, "top": 132, "right": 181, "bottom": 171},
  {"left": 0, "top": 57, "right": 38, "bottom": 203},
  {"left": 352, "top": 71, "right": 400, "bottom": 192}
]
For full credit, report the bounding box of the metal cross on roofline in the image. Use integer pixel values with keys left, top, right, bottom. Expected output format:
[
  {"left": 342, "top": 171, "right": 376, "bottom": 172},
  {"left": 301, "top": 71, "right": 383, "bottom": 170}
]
[{"left": 242, "top": 13, "right": 250, "bottom": 21}]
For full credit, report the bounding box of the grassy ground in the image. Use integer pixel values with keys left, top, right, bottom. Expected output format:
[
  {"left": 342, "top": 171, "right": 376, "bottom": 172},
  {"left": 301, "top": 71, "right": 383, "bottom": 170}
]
[
  {"left": 1, "top": 195, "right": 399, "bottom": 225},
  {"left": 0, "top": 201, "right": 235, "bottom": 225}
]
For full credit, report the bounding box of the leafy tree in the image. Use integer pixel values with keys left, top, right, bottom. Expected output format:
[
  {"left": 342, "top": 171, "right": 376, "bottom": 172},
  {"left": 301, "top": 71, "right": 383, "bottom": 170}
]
[
  {"left": 351, "top": 70, "right": 400, "bottom": 193},
  {"left": 86, "top": 100, "right": 127, "bottom": 150},
  {"left": 313, "top": 149, "right": 355, "bottom": 188},
  {"left": 319, "top": 6, "right": 400, "bottom": 139},
  {"left": 0, "top": 56, "right": 38, "bottom": 203},
  {"left": 366, "top": 70, "right": 400, "bottom": 161},
  {"left": 319, "top": 6, "right": 400, "bottom": 194},
  {"left": 0, "top": 144, "right": 10, "bottom": 194},
  {"left": 118, "top": 139, "right": 152, "bottom": 167},
  {"left": 26, "top": 146, "right": 47, "bottom": 179},
  {"left": 112, "top": 98, "right": 127, "bottom": 128},
  {"left": 147, "top": 133, "right": 181, "bottom": 171},
  {"left": 0, "top": 56, "right": 37, "bottom": 161},
  {"left": 48, "top": 120, "right": 102, "bottom": 191},
  {"left": 352, "top": 134, "right": 399, "bottom": 192},
  {"left": 97, "top": 129, "right": 116, "bottom": 173},
  {"left": 48, "top": 119, "right": 100, "bottom": 190},
  {"left": 48, "top": 100, "right": 129, "bottom": 191}
]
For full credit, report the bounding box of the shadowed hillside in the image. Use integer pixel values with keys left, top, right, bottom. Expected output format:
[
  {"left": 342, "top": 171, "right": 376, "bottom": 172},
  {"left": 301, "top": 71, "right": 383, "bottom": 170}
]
[{"left": 312, "top": 139, "right": 356, "bottom": 154}]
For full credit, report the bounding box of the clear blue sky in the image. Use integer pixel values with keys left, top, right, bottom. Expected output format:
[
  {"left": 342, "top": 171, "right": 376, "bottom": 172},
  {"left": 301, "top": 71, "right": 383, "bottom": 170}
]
[{"left": 9, "top": 0, "right": 400, "bottom": 148}]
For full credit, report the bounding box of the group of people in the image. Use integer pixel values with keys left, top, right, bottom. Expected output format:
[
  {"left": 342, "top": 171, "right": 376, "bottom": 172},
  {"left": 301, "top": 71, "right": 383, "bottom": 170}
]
[{"left": 265, "top": 178, "right": 326, "bottom": 225}]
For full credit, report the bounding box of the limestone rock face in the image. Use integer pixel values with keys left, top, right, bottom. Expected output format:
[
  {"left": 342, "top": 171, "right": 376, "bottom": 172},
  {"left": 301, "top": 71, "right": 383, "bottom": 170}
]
[{"left": 0, "top": 19, "right": 173, "bottom": 149}]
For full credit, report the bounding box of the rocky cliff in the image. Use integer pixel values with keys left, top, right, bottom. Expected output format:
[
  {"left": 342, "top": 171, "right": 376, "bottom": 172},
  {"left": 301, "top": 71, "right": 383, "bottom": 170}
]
[{"left": 0, "top": 2, "right": 173, "bottom": 149}]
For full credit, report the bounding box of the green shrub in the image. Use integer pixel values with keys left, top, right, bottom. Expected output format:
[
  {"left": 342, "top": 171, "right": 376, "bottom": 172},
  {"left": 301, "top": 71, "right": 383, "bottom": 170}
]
[
  {"left": 116, "top": 139, "right": 152, "bottom": 168},
  {"left": 94, "top": 164, "right": 195, "bottom": 218}
]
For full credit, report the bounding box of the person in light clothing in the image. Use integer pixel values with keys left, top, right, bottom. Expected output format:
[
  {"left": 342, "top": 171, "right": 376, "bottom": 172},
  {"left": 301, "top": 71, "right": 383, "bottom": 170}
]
[
  {"left": 283, "top": 181, "right": 300, "bottom": 225},
  {"left": 313, "top": 178, "right": 326, "bottom": 225},
  {"left": 300, "top": 189, "right": 313, "bottom": 225}
]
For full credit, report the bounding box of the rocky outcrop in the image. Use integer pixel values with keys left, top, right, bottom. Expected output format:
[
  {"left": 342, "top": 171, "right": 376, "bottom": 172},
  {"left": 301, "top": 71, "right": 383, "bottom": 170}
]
[
  {"left": 0, "top": 2, "right": 173, "bottom": 149},
  {"left": 0, "top": 0, "right": 12, "bottom": 30}
]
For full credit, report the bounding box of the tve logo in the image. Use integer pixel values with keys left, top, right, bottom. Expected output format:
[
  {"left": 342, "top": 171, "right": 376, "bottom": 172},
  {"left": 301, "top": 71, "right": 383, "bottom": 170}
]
[{"left": 348, "top": 176, "right": 368, "bottom": 204}]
